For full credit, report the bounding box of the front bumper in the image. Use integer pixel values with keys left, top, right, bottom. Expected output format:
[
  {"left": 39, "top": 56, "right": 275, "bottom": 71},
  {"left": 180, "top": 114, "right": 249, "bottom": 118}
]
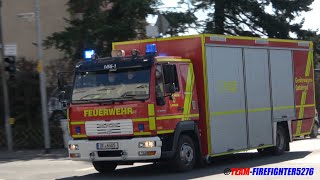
[{"left": 68, "top": 137, "right": 162, "bottom": 161}]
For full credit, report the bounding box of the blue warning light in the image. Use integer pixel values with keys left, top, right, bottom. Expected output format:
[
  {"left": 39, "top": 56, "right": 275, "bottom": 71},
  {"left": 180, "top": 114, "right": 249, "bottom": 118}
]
[
  {"left": 84, "top": 50, "right": 95, "bottom": 59},
  {"left": 146, "top": 44, "right": 157, "bottom": 54}
]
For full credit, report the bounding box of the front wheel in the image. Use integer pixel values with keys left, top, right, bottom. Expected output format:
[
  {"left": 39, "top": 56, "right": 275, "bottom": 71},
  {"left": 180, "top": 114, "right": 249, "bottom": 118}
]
[
  {"left": 92, "top": 161, "right": 117, "bottom": 173},
  {"left": 170, "top": 135, "right": 196, "bottom": 172},
  {"left": 310, "top": 123, "right": 319, "bottom": 138}
]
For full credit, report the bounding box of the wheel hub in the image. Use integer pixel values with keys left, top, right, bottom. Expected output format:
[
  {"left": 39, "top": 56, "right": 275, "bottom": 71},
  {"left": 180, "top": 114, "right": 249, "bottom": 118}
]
[{"left": 180, "top": 143, "right": 194, "bottom": 165}]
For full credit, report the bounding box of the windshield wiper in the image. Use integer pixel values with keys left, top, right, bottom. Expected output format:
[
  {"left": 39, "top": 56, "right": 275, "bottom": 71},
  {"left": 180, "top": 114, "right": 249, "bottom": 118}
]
[
  {"left": 121, "top": 94, "right": 148, "bottom": 101},
  {"left": 72, "top": 99, "right": 96, "bottom": 104}
]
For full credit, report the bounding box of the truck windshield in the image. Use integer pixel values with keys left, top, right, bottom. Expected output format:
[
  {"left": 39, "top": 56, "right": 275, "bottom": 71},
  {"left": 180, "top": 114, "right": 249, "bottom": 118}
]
[{"left": 72, "top": 67, "right": 150, "bottom": 102}]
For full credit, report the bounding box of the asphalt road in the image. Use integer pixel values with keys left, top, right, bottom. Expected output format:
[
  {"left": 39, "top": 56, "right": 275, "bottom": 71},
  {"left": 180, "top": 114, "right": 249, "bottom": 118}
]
[{"left": 0, "top": 136, "right": 319, "bottom": 180}]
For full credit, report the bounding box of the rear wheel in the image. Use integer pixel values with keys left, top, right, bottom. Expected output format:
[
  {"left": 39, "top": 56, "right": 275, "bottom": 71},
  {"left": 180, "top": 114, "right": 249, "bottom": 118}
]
[
  {"left": 171, "top": 135, "right": 196, "bottom": 172},
  {"left": 270, "top": 125, "right": 288, "bottom": 155},
  {"left": 310, "top": 123, "right": 319, "bottom": 139},
  {"left": 92, "top": 161, "right": 117, "bottom": 173}
]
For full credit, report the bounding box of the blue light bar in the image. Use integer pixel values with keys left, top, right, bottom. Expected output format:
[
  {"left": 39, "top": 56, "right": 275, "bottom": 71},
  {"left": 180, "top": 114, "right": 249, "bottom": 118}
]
[
  {"left": 84, "top": 50, "right": 95, "bottom": 59},
  {"left": 146, "top": 44, "right": 157, "bottom": 54}
]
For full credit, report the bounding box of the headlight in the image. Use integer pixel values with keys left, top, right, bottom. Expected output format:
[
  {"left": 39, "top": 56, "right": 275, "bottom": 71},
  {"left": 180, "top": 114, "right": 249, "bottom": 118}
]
[
  {"left": 138, "top": 141, "right": 156, "bottom": 148},
  {"left": 69, "top": 144, "right": 79, "bottom": 150}
]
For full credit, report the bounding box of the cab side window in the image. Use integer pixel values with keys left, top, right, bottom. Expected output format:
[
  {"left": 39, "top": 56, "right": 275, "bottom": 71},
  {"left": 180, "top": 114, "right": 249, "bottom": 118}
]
[
  {"left": 156, "top": 65, "right": 165, "bottom": 97},
  {"left": 156, "top": 65, "right": 165, "bottom": 106},
  {"left": 163, "top": 64, "right": 180, "bottom": 92}
]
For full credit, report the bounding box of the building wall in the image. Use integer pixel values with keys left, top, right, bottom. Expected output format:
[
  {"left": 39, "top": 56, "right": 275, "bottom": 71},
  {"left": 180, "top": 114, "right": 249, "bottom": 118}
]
[{"left": 2, "top": 0, "right": 69, "bottom": 65}]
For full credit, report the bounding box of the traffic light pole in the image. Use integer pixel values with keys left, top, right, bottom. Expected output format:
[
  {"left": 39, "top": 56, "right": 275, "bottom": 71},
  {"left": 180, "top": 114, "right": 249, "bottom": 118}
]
[
  {"left": 35, "top": 0, "right": 50, "bottom": 152},
  {"left": 0, "top": 0, "right": 13, "bottom": 151}
]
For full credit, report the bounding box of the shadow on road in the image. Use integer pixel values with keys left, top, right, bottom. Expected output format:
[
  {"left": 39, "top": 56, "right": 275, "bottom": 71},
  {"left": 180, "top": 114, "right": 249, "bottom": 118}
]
[
  {"left": 57, "top": 151, "right": 312, "bottom": 180},
  {"left": 0, "top": 149, "right": 68, "bottom": 163}
]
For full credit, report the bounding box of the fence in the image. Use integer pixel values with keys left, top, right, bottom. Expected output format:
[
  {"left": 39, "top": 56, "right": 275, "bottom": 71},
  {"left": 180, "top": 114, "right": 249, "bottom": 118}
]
[{"left": 0, "top": 124, "right": 64, "bottom": 150}]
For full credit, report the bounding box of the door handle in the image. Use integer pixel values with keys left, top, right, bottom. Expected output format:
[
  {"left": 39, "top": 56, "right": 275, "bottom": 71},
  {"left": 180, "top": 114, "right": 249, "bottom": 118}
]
[{"left": 177, "top": 107, "right": 184, "bottom": 111}]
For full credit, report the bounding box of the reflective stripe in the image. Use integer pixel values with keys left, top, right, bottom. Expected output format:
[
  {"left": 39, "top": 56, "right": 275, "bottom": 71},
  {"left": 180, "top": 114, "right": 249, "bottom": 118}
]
[
  {"left": 133, "top": 118, "right": 149, "bottom": 122},
  {"left": 157, "top": 130, "right": 174, "bottom": 134},
  {"left": 149, "top": 117, "right": 156, "bottom": 130},
  {"left": 274, "top": 106, "right": 295, "bottom": 110},
  {"left": 148, "top": 104, "right": 156, "bottom": 130},
  {"left": 305, "top": 49, "right": 313, "bottom": 76},
  {"left": 134, "top": 132, "right": 151, "bottom": 135},
  {"left": 296, "top": 104, "right": 315, "bottom": 108},
  {"left": 295, "top": 46, "right": 313, "bottom": 136},
  {"left": 211, "top": 109, "right": 245, "bottom": 116},
  {"left": 183, "top": 64, "right": 195, "bottom": 120},
  {"left": 148, "top": 104, "right": 155, "bottom": 116},
  {"left": 211, "top": 106, "right": 295, "bottom": 116},
  {"left": 72, "top": 134, "right": 87, "bottom": 138},
  {"left": 211, "top": 145, "right": 274, "bottom": 157},
  {"left": 156, "top": 114, "right": 199, "bottom": 120},
  {"left": 70, "top": 121, "right": 85, "bottom": 125}
]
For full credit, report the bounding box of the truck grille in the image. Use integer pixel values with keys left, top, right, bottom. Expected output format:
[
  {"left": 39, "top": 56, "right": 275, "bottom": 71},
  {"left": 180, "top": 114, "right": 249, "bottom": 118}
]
[{"left": 85, "top": 119, "right": 133, "bottom": 136}]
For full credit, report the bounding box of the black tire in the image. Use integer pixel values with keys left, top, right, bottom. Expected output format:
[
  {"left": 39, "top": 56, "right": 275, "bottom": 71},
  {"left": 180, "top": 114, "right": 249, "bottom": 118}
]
[
  {"left": 170, "top": 135, "right": 196, "bottom": 172},
  {"left": 310, "top": 123, "right": 319, "bottom": 139},
  {"left": 270, "top": 125, "right": 288, "bottom": 155},
  {"left": 92, "top": 161, "right": 117, "bottom": 173}
]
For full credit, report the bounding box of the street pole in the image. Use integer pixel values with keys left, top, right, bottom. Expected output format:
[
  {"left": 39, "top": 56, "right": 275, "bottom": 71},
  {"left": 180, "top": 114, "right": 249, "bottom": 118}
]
[
  {"left": 34, "top": 0, "right": 50, "bottom": 153},
  {"left": 0, "top": 0, "right": 13, "bottom": 151}
]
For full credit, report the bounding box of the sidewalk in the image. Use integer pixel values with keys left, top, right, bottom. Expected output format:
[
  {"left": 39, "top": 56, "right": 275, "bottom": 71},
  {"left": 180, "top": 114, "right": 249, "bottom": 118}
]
[{"left": 0, "top": 148, "right": 69, "bottom": 160}]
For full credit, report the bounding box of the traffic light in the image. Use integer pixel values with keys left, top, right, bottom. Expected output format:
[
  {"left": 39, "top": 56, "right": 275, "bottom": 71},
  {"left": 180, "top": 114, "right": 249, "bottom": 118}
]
[{"left": 4, "top": 56, "right": 16, "bottom": 79}]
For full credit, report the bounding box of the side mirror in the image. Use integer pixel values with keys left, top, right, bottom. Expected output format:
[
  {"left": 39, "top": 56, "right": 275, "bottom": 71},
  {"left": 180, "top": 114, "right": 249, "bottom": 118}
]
[
  {"left": 58, "top": 71, "right": 74, "bottom": 91},
  {"left": 58, "top": 91, "right": 66, "bottom": 102},
  {"left": 58, "top": 73, "right": 64, "bottom": 90}
]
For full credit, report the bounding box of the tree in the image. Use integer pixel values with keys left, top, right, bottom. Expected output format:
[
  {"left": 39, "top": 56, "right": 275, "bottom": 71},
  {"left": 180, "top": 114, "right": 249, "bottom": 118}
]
[
  {"left": 44, "top": 0, "right": 160, "bottom": 60},
  {"left": 160, "top": 11, "right": 197, "bottom": 36},
  {"left": 179, "top": 0, "right": 314, "bottom": 38}
]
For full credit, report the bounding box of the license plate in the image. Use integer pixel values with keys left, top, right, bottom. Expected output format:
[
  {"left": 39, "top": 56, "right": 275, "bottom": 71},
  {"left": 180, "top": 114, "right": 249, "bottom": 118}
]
[{"left": 96, "top": 142, "right": 119, "bottom": 150}]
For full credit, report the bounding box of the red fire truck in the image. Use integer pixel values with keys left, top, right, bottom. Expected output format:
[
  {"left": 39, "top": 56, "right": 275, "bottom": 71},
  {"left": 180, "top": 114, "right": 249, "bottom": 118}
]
[{"left": 62, "top": 34, "right": 317, "bottom": 173}]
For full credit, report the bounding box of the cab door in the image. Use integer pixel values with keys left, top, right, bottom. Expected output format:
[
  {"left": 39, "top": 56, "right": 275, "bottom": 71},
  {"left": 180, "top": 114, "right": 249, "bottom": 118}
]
[{"left": 155, "top": 63, "right": 185, "bottom": 132}]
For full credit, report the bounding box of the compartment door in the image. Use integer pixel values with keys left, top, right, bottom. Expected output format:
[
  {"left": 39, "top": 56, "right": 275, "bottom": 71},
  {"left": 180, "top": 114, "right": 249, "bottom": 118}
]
[
  {"left": 270, "top": 50, "right": 295, "bottom": 120},
  {"left": 206, "top": 46, "right": 248, "bottom": 154},
  {"left": 244, "top": 48, "right": 273, "bottom": 148}
]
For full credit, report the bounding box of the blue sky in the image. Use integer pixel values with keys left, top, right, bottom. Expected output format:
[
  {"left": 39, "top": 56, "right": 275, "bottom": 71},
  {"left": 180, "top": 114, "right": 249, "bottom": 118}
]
[{"left": 147, "top": 0, "right": 320, "bottom": 35}]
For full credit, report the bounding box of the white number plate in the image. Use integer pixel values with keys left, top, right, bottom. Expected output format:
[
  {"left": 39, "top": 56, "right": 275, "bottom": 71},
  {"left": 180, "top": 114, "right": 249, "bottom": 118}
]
[{"left": 96, "top": 142, "right": 119, "bottom": 150}]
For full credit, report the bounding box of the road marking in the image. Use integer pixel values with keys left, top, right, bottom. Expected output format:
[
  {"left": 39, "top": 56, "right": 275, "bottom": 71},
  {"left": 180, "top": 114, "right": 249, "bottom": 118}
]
[{"left": 75, "top": 167, "right": 94, "bottom": 172}]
